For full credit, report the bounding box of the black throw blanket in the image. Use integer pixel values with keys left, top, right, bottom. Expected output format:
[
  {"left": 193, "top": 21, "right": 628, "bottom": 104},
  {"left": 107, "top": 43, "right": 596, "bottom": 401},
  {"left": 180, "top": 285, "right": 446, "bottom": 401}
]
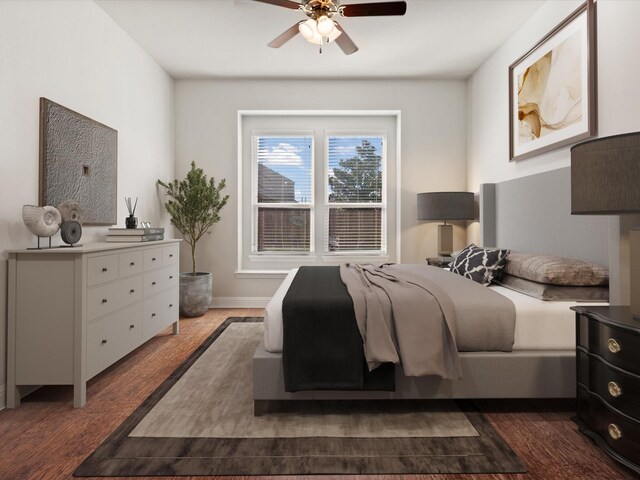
[{"left": 282, "top": 266, "right": 395, "bottom": 392}]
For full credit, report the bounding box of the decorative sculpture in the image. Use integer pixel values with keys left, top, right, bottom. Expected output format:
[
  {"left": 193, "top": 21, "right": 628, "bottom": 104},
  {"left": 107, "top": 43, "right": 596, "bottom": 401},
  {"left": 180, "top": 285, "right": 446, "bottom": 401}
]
[{"left": 22, "top": 205, "right": 62, "bottom": 249}]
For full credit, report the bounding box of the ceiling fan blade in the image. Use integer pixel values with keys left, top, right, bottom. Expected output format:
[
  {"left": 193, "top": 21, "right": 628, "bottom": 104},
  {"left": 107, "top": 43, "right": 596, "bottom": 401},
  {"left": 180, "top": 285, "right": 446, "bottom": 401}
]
[
  {"left": 341, "top": 1, "right": 407, "bottom": 17},
  {"left": 252, "top": 0, "right": 301, "bottom": 10},
  {"left": 333, "top": 22, "right": 359, "bottom": 55},
  {"left": 268, "top": 22, "right": 301, "bottom": 48}
]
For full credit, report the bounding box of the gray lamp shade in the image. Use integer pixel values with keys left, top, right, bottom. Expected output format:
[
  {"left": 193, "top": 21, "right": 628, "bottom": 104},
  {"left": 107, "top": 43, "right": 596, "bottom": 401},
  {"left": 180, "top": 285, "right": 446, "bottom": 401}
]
[
  {"left": 417, "top": 192, "right": 475, "bottom": 221},
  {"left": 571, "top": 132, "right": 640, "bottom": 214}
]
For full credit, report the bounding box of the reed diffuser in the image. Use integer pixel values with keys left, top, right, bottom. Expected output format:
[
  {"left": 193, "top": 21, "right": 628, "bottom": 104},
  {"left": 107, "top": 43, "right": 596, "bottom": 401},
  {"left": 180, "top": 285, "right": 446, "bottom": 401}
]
[{"left": 125, "top": 197, "right": 138, "bottom": 229}]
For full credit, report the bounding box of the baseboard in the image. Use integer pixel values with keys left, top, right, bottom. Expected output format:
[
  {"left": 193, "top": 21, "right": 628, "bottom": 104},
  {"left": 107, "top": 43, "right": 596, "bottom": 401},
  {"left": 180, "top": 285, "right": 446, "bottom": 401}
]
[{"left": 210, "top": 297, "right": 271, "bottom": 308}]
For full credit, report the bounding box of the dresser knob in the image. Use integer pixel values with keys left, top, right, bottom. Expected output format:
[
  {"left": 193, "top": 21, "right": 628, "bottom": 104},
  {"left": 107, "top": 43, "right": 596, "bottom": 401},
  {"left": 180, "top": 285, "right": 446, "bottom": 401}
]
[
  {"left": 152, "top": 281, "right": 157, "bottom": 286},
  {"left": 152, "top": 257, "right": 157, "bottom": 261},
  {"left": 101, "top": 298, "right": 108, "bottom": 304},
  {"left": 169, "top": 254, "right": 173, "bottom": 258},
  {"left": 130, "top": 262, "right": 135, "bottom": 266},
  {"left": 130, "top": 289, "right": 135, "bottom": 294},
  {"left": 130, "top": 324, "right": 135, "bottom": 329},
  {"left": 608, "top": 423, "right": 622, "bottom": 440},
  {"left": 608, "top": 338, "right": 621, "bottom": 353},
  {"left": 101, "top": 339, "right": 107, "bottom": 344},
  {"left": 608, "top": 381, "right": 623, "bottom": 398},
  {"left": 169, "top": 275, "right": 173, "bottom": 279},
  {"left": 102, "top": 267, "right": 108, "bottom": 272},
  {"left": 151, "top": 313, "right": 156, "bottom": 317},
  {"left": 169, "top": 304, "right": 173, "bottom": 308}
]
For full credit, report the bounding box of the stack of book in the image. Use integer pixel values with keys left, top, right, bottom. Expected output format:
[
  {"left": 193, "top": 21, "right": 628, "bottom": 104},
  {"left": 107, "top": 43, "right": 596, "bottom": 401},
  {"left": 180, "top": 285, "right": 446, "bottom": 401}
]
[{"left": 106, "top": 227, "right": 165, "bottom": 243}]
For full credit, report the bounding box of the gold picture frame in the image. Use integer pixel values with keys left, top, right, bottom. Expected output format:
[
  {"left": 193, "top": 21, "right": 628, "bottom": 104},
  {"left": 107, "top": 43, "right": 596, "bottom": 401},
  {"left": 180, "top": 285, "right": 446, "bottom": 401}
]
[{"left": 509, "top": 0, "right": 597, "bottom": 161}]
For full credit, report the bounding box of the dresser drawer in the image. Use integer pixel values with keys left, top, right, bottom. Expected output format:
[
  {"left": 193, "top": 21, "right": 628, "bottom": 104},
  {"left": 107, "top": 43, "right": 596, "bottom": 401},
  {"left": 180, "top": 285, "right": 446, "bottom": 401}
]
[
  {"left": 588, "top": 318, "right": 640, "bottom": 376},
  {"left": 163, "top": 244, "right": 179, "bottom": 266},
  {"left": 87, "top": 276, "right": 143, "bottom": 322},
  {"left": 143, "top": 288, "right": 178, "bottom": 342},
  {"left": 118, "top": 250, "right": 143, "bottom": 278},
  {"left": 86, "top": 303, "right": 143, "bottom": 379},
  {"left": 143, "top": 266, "right": 178, "bottom": 296},
  {"left": 87, "top": 254, "right": 119, "bottom": 286},
  {"left": 588, "top": 356, "right": 640, "bottom": 419},
  {"left": 583, "top": 390, "right": 640, "bottom": 467},
  {"left": 143, "top": 248, "right": 163, "bottom": 271}
]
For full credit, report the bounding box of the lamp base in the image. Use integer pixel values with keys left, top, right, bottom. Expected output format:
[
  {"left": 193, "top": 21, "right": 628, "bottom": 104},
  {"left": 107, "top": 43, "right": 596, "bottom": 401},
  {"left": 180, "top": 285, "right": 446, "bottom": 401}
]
[
  {"left": 437, "top": 224, "right": 453, "bottom": 257},
  {"left": 631, "top": 229, "right": 640, "bottom": 317}
]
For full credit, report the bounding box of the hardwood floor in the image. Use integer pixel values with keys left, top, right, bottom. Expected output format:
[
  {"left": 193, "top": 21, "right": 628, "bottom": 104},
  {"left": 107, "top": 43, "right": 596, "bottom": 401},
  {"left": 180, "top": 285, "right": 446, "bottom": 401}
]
[{"left": 0, "top": 308, "right": 635, "bottom": 480}]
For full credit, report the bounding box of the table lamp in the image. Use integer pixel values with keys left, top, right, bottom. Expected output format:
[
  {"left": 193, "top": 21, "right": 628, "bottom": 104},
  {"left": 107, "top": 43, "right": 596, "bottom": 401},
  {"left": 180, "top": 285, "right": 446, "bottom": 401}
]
[
  {"left": 571, "top": 132, "right": 640, "bottom": 317},
  {"left": 417, "top": 192, "right": 475, "bottom": 256}
]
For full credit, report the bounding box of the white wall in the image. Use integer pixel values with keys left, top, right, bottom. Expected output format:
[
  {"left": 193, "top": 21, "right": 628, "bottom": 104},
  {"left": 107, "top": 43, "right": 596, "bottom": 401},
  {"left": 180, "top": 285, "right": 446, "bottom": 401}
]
[
  {"left": 175, "top": 79, "right": 467, "bottom": 303},
  {"left": 466, "top": 0, "right": 640, "bottom": 302},
  {"left": 0, "top": 0, "right": 174, "bottom": 406}
]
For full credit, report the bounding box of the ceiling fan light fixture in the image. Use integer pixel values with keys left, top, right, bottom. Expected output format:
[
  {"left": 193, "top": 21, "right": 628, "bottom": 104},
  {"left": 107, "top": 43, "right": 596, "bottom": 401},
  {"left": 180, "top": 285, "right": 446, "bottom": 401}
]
[
  {"left": 316, "top": 15, "right": 335, "bottom": 36},
  {"left": 298, "top": 19, "right": 315, "bottom": 40}
]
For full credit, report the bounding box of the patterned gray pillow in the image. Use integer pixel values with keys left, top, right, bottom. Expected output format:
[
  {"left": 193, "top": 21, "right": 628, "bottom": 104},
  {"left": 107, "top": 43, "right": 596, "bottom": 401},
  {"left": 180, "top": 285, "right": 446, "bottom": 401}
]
[
  {"left": 504, "top": 252, "right": 608, "bottom": 286},
  {"left": 450, "top": 244, "right": 510, "bottom": 286}
]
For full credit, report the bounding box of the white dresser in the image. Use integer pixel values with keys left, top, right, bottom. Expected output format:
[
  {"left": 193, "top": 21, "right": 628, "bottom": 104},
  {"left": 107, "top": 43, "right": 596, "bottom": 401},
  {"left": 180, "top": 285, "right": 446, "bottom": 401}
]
[{"left": 7, "top": 240, "right": 181, "bottom": 408}]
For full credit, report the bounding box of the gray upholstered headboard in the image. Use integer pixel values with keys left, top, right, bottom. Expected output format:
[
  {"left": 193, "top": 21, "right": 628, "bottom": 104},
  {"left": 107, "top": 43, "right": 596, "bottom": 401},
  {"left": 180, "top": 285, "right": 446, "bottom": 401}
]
[{"left": 479, "top": 167, "right": 609, "bottom": 267}]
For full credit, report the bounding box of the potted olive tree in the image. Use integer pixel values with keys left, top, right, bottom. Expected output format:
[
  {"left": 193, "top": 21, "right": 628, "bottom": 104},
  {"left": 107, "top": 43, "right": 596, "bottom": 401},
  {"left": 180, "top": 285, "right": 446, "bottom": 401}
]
[{"left": 158, "top": 162, "right": 229, "bottom": 317}]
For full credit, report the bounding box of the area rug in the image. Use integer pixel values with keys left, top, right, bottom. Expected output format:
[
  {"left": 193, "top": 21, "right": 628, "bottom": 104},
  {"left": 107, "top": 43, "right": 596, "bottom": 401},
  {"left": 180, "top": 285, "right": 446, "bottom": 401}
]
[{"left": 75, "top": 317, "right": 526, "bottom": 476}]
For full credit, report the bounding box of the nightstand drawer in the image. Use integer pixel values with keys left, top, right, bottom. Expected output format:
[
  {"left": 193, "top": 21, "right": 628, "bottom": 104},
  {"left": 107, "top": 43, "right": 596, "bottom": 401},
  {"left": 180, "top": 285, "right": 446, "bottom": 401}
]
[
  {"left": 584, "top": 390, "right": 640, "bottom": 468},
  {"left": 87, "top": 254, "right": 119, "bottom": 286},
  {"left": 588, "top": 356, "right": 640, "bottom": 419},
  {"left": 588, "top": 319, "right": 640, "bottom": 376}
]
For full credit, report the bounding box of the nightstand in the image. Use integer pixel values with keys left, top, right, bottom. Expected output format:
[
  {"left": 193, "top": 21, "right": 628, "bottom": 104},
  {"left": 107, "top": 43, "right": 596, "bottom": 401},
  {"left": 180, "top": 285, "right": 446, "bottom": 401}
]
[
  {"left": 426, "top": 256, "right": 453, "bottom": 268},
  {"left": 571, "top": 306, "right": 640, "bottom": 474}
]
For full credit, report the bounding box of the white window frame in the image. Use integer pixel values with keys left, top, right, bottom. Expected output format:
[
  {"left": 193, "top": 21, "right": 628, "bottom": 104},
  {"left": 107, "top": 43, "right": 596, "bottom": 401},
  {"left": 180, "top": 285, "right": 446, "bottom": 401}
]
[
  {"left": 324, "top": 132, "right": 388, "bottom": 256},
  {"left": 251, "top": 132, "right": 315, "bottom": 256},
  {"left": 237, "top": 110, "right": 401, "bottom": 278}
]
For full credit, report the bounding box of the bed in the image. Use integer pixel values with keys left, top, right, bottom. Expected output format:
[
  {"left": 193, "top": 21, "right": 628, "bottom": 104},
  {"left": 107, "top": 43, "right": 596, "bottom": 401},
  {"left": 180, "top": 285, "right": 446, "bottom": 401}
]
[{"left": 253, "top": 168, "right": 610, "bottom": 412}]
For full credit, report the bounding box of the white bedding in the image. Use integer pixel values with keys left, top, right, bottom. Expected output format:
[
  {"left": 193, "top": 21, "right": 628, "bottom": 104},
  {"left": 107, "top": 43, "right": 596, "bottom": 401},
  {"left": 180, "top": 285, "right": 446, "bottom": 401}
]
[{"left": 264, "top": 268, "right": 591, "bottom": 353}]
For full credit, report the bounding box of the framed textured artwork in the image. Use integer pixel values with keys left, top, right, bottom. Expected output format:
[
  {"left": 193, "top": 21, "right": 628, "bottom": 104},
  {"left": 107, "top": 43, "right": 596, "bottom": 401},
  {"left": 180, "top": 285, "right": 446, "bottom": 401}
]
[
  {"left": 39, "top": 98, "right": 117, "bottom": 225},
  {"left": 509, "top": 0, "right": 597, "bottom": 161}
]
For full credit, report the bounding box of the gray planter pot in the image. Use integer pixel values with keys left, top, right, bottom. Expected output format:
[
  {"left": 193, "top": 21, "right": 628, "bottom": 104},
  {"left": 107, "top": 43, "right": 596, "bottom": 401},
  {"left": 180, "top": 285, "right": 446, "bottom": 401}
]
[{"left": 179, "top": 272, "right": 212, "bottom": 317}]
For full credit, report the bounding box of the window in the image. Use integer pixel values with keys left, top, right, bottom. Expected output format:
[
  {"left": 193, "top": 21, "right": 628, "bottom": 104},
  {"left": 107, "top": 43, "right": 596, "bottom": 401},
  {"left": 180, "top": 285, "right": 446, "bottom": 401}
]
[
  {"left": 253, "top": 136, "right": 313, "bottom": 253},
  {"left": 252, "top": 134, "right": 386, "bottom": 256},
  {"left": 326, "top": 136, "right": 385, "bottom": 253}
]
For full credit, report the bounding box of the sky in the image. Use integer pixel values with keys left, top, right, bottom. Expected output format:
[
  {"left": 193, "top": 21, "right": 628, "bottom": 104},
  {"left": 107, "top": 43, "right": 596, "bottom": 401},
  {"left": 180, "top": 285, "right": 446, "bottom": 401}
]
[{"left": 257, "top": 136, "right": 383, "bottom": 203}]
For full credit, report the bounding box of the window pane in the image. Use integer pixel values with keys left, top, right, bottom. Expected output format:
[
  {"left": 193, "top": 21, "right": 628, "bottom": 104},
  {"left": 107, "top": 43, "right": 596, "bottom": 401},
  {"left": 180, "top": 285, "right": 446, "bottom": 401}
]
[
  {"left": 328, "top": 208, "right": 381, "bottom": 251},
  {"left": 258, "top": 208, "right": 311, "bottom": 252},
  {"left": 257, "top": 136, "right": 312, "bottom": 203},
  {"left": 328, "top": 137, "right": 383, "bottom": 204}
]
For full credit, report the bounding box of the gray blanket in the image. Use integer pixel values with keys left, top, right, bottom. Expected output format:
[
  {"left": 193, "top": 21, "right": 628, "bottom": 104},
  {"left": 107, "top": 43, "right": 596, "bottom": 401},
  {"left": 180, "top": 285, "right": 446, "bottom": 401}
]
[{"left": 340, "top": 264, "right": 516, "bottom": 379}]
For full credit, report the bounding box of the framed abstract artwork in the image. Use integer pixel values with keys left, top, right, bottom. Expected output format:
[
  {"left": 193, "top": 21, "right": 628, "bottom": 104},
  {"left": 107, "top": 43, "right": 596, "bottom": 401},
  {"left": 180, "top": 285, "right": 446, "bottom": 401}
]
[
  {"left": 509, "top": 0, "right": 597, "bottom": 161},
  {"left": 39, "top": 98, "right": 118, "bottom": 225}
]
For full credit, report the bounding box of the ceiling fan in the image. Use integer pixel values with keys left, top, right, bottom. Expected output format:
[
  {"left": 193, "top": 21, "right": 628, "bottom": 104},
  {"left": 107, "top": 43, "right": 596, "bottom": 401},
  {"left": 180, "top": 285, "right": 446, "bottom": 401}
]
[{"left": 253, "top": 0, "right": 407, "bottom": 55}]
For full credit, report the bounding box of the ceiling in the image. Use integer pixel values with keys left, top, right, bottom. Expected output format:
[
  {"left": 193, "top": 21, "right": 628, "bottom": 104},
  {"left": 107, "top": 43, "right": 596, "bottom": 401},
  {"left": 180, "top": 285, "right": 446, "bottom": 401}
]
[{"left": 95, "top": 0, "right": 545, "bottom": 80}]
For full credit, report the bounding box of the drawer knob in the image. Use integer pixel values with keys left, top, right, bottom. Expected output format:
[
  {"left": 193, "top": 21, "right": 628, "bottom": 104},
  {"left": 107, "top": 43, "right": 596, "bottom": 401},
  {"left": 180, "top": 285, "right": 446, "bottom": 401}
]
[
  {"left": 169, "top": 275, "right": 173, "bottom": 279},
  {"left": 169, "top": 254, "right": 173, "bottom": 258},
  {"left": 130, "top": 262, "right": 135, "bottom": 266},
  {"left": 102, "top": 267, "right": 108, "bottom": 272},
  {"left": 101, "top": 298, "right": 108, "bottom": 304},
  {"left": 608, "top": 423, "right": 622, "bottom": 440},
  {"left": 608, "top": 338, "right": 622, "bottom": 354},
  {"left": 152, "top": 281, "right": 157, "bottom": 286},
  {"left": 130, "top": 324, "right": 135, "bottom": 329},
  {"left": 169, "top": 304, "right": 173, "bottom": 308},
  {"left": 130, "top": 289, "right": 135, "bottom": 294},
  {"left": 608, "top": 381, "right": 623, "bottom": 398},
  {"left": 152, "top": 257, "right": 157, "bottom": 261},
  {"left": 101, "top": 339, "right": 107, "bottom": 344},
  {"left": 151, "top": 313, "right": 156, "bottom": 317}
]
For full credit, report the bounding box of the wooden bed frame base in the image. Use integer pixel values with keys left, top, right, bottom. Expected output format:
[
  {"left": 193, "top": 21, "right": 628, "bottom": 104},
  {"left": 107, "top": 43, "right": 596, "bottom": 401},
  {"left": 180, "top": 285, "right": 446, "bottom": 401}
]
[{"left": 253, "top": 345, "right": 575, "bottom": 415}]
